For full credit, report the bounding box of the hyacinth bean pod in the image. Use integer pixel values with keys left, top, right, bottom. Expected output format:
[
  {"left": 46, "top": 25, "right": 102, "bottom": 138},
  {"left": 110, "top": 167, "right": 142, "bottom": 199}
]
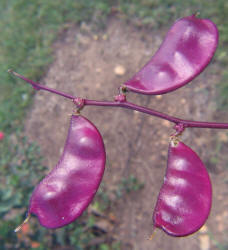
[
  {"left": 124, "top": 15, "right": 218, "bottom": 95},
  {"left": 153, "top": 141, "right": 212, "bottom": 236},
  {"left": 27, "top": 115, "right": 106, "bottom": 229}
]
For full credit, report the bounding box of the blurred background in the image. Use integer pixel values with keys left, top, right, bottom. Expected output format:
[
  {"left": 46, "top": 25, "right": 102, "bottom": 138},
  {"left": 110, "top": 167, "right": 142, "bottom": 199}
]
[{"left": 1, "top": 0, "right": 228, "bottom": 249}]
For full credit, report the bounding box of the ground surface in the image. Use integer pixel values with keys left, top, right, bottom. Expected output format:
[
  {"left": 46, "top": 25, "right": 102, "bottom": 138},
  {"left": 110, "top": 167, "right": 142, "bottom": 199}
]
[{"left": 25, "top": 16, "right": 228, "bottom": 250}]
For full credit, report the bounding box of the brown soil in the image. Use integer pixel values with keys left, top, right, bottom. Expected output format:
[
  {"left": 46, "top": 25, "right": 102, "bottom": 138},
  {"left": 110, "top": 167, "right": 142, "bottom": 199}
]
[{"left": 25, "top": 16, "right": 228, "bottom": 250}]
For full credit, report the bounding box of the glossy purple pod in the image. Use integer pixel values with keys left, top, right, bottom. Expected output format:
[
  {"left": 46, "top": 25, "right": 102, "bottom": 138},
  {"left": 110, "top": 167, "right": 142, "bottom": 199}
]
[
  {"left": 153, "top": 141, "right": 212, "bottom": 236},
  {"left": 28, "top": 115, "right": 106, "bottom": 228},
  {"left": 124, "top": 15, "right": 218, "bottom": 95}
]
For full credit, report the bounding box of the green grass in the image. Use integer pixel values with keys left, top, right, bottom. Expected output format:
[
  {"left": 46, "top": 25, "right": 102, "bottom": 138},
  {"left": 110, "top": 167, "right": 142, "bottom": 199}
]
[
  {"left": 0, "top": 133, "right": 47, "bottom": 249},
  {"left": 1, "top": 0, "right": 228, "bottom": 248}
]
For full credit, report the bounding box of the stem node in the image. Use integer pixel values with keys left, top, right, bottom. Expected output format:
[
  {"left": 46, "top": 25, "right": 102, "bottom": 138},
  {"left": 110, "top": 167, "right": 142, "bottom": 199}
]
[{"left": 73, "top": 97, "right": 85, "bottom": 113}]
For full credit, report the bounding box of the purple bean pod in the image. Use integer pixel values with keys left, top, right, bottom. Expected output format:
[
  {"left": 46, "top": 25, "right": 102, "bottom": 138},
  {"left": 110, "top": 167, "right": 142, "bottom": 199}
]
[
  {"left": 153, "top": 140, "right": 212, "bottom": 236},
  {"left": 124, "top": 15, "right": 218, "bottom": 95},
  {"left": 27, "top": 115, "right": 106, "bottom": 229}
]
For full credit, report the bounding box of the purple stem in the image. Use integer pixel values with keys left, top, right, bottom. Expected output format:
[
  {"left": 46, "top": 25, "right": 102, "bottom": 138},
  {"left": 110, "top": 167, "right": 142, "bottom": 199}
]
[
  {"left": 9, "top": 70, "right": 228, "bottom": 130},
  {"left": 8, "top": 70, "right": 75, "bottom": 100}
]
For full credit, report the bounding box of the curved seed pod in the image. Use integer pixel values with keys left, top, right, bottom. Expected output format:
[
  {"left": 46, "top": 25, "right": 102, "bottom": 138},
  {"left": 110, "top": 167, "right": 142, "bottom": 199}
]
[
  {"left": 124, "top": 15, "right": 218, "bottom": 95},
  {"left": 153, "top": 141, "right": 212, "bottom": 236},
  {"left": 27, "top": 115, "right": 106, "bottom": 229}
]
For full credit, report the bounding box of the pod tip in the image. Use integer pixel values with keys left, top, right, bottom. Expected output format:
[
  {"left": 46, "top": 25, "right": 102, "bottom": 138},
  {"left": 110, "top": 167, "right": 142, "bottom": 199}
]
[
  {"left": 148, "top": 227, "right": 157, "bottom": 240},
  {"left": 193, "top": 11, "right": 200, "bottom": 17},
  {"left": 14, "top": 214, "right": 31, "bottom": 233}
]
